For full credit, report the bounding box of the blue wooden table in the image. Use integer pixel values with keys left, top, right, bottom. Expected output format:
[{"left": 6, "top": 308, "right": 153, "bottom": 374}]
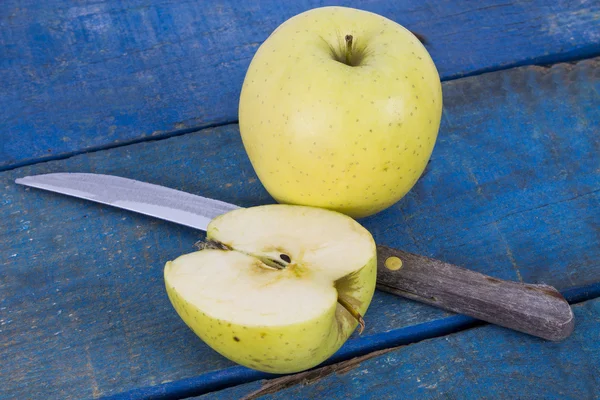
[{"left": 1, "top": 1, "right": 599, "bottom": 399}]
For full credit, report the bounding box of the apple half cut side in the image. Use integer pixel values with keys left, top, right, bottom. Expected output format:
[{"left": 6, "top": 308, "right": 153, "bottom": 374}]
[{"left": 164, "top": 204, "right": 377, "bottom": 374}]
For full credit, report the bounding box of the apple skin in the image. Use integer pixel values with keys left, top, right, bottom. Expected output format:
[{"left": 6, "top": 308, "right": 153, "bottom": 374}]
[
  {"left": 164, "top": 205, "right": 377, "bottom": 374},
  {"left": 239, "top": 6, "right": 442, "bottom": 218}
]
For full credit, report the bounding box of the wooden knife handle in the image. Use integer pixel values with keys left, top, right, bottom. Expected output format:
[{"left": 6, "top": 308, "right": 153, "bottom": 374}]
[{"left": 376, "top": 245, "right": 574, "bottom": 341}]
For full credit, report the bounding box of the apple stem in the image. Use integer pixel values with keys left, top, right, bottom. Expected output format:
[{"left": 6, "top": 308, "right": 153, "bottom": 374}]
[
  {"left": 344, "top": 34, "right": 353, "bottom": 66},
  {"left": 338, "top": 296, "right": 365, "bottom": 334},
  {"left": 195, "top": 239, "right": 232, "bottom": 251}
]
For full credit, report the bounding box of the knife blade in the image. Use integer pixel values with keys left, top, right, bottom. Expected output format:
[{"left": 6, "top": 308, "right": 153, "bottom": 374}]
[
  {"left": 15, "top": 173, "right": 574, "bottom": 341},
  {"left": 16, "top": 173, "right": 239, "bottom": 230}
]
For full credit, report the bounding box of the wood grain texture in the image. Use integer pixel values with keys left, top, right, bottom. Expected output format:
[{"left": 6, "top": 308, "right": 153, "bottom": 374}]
[
  {"left": 2, "top": 0, "right": 600, "bottom": 170},
  {"left": 197, "top": 297, "right": 600, "bottom": 400},
  {"left": 376, "top": 246, "right": 573, "bottom": 341},
  {"left": 2, "top": 58, "right": 599, "bottom": 398}
]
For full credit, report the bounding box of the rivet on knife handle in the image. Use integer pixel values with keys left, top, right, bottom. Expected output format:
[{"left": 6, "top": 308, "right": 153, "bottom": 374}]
[{"left": 376, "top": 245, "right": 574, "bottom": 341}]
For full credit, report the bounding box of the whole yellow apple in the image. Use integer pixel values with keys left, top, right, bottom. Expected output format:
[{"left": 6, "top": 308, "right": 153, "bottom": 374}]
[{"left": 239, "top": 6, "right": 442, "bottom": 218}]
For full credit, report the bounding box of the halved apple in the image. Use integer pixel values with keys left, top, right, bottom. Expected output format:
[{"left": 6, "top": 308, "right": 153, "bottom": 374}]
[{"left": 164, "top": 204, "right": 377, "bottom": 374}]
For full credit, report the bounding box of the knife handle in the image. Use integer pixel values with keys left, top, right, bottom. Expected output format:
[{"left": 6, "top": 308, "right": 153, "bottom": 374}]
[{"left": 376, "top": 245, "right": 574, "bottom": 341}]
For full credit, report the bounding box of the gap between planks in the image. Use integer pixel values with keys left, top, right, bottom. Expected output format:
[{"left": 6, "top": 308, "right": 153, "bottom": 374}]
[{"left": 102, "top": 280, "right": 600, "bottom": 400}]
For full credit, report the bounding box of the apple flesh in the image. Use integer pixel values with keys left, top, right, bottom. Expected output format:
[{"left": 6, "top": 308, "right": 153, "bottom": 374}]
[
  {"left": 164, "top": 205, "right": 377, "bottom": 374},
  {"left": 239, "top": 6, "right": 443, "bottom": 218}
]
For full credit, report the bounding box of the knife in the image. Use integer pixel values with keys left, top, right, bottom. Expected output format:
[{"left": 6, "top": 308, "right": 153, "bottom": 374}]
[{"left": 15, "top": 173, "right": 574, "bottom": 341}]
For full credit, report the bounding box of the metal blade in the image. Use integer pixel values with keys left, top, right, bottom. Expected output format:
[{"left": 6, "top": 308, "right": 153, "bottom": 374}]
[{"left": 15, "top": 173, "right": 241, "bottom": 231}]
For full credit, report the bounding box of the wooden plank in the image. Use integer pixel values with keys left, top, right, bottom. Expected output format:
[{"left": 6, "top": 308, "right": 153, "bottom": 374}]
[
  {"left": 197, "top": 297, "right": 600, "bottom": 400},
  {"left": 2, "top": 0, "right": 600, "bottom": 170},
  {"left": 2, "top": 58, "right": 599, "bottom": 398}
]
